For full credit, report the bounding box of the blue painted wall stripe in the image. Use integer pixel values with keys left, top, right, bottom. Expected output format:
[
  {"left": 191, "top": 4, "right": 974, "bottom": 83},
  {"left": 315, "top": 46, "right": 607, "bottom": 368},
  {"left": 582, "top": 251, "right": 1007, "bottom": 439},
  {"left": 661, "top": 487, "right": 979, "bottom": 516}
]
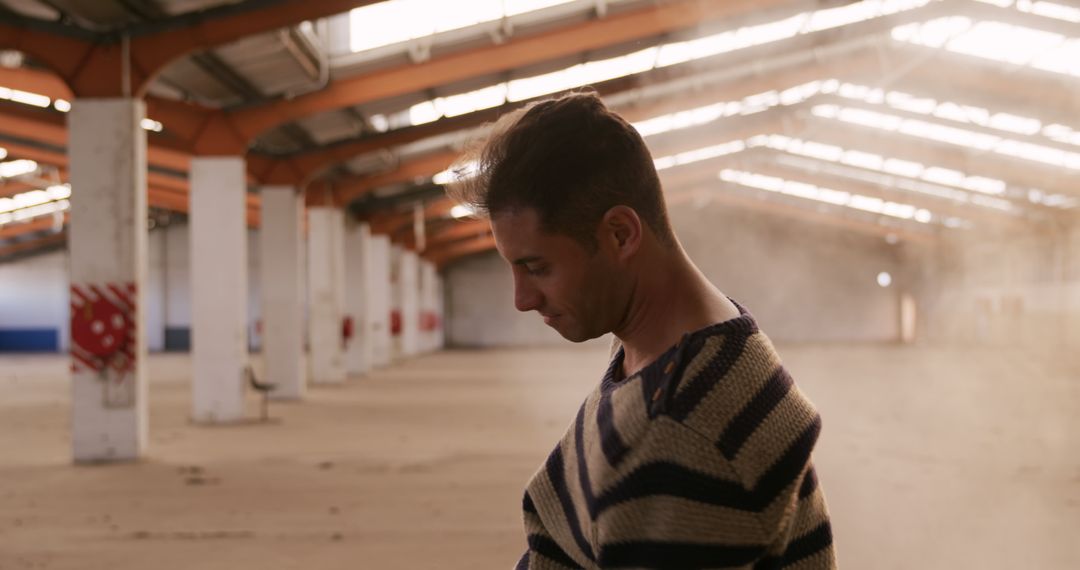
[{"left": 0, "top": 329, "right": 59, "bottom": 352}]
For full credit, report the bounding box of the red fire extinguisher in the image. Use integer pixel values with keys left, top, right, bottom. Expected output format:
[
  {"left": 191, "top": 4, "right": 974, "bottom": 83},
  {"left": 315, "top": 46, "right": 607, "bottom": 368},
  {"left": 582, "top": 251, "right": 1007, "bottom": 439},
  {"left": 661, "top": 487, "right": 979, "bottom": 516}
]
[
  {"left": 342, "top": 315, "right": 354, "bottom": 349},
  {"left": 390, "top": 310, "right": 402, "bottom": 336}
]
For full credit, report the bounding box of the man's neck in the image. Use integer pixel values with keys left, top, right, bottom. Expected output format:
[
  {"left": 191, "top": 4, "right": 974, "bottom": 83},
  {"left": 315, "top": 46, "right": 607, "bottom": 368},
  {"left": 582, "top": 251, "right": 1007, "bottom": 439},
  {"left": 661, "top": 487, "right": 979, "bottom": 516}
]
[{"left": 613, "top": 247, "right": 739, "bottom": 377}]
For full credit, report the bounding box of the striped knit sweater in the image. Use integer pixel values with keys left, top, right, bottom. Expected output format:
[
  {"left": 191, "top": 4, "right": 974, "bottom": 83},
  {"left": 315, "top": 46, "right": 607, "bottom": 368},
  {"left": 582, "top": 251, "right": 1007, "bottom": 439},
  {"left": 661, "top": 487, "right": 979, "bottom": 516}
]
[{"left": 516, "top": 302, "right": 835, "bottom": 569}]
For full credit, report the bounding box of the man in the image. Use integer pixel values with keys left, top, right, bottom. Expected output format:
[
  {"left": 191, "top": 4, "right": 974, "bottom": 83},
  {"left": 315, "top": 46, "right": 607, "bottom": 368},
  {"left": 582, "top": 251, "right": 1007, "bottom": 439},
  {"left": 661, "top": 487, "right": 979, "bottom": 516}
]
[{"left": 447, "top": 92, "right": 835, "bottom": 569}]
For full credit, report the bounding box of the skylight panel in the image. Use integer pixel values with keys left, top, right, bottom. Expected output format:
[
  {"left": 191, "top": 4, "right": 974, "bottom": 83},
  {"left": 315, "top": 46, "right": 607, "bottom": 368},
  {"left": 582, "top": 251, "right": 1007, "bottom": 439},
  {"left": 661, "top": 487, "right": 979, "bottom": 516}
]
[
  {"left": 630, "top": 80, "right": 824, "bottom": 137},
  {"left": 0, "top": 183, "right": 73, "bottom": 225},
  {"left": 780, "top": 81, "right": 823, "bottom": 105},
  {"left": 653, "top": 141, "right": 746, "bottom": 171},
  {"left": 817, "top": 103, "right": 1080, "bottom": 170},
  {"left": 409, "top": 101, "right": 441, "bottom": 126},
  {"left": 384, "top": 0, "right": 930, "bottom": 128},
  {"left": 350, "top": 0, "right": 579, "bottom": 53},
  {"left": 842, "top": 150, "right": 885, "bottom": 170},
  {"left": 894, "top": 17, "right": 1080, "bottom": 79},
  {"left": 1023, "top": 1, "right": 1080, "bottom": 23},
  {"left": 931, "top": 101, "right": 987, "bottom": 125},
  {"left": 835, "top": 82, "right": 1079, "bottom": 145},
  {"left": 961, "top": 176, "right": 1006, "bottom": 195},
  {"left": 802, "top": 141, "right": 845, "bottom": 162},
  {"left": 897, "top": 117, "right": 999, "bottom": 149},
  {"left": 817, "top": 188, "right": 852, "bottom": 205},
  {"left": 885, "top": 91, "right": 936, "bottom": 114},
  {"left": 349, "top": 1, "right": 417, "bottom": 53},
  {"left": 1044, "top": 124, "right": 1080, "bottom": 146},
  {"left": 719, "top": 168, "right": 940, "bottom": 223},
  {"left": 0, "top": 86, "right": 51, "bottom": 108},
  {"left": 505, "top": 0, "right": 575, "bottom": 16},
  {"left": 882, "top": 202, "right": 917, "bottom": 219},
  {"left": 849, "top": 194, "right": 885, "bottom": 213},
  {"left": 883, "top": 157, "right": 923, "bottom": 177},
  {"left": 891, "top": 16, "right": 972, "bottom": 47},
  {"left": 804, "top": 0, "right": 931, "bottom": 32},
  {"left": 6, "top": 199, "right": 68, "bottom": 224},
  {"left": 921, "top": 166, "right": 965, "bottom": 186},
  {"left": 0, "top": 159, "right": 38, "bottom": 178},
  {"left": 441, "top": 84, "right": 509, "bottom": 118},
  {"left": 1031, "top": 38, "right": 1080, "bottom": 76},
  {"left": 763, "top": 135, "right": 1023, "bottom": 205},
  {"left": 946, "top": 21, "right": 1064, "bottom": 65},
  {"left": 987, "top": 113, "right": 1041, "bottom": 135}
]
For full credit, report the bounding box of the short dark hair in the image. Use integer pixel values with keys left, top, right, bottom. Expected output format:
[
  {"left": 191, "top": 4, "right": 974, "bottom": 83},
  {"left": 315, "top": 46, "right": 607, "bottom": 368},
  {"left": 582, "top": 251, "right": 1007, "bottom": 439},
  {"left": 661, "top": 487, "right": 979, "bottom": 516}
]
[{"left": 446, "top": 91, "right": 673, "bottom": 250}]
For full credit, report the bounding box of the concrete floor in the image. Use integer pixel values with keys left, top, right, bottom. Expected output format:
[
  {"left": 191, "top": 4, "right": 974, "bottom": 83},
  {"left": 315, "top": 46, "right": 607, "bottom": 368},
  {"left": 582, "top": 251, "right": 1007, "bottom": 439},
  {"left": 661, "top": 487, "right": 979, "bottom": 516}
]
[{"left": 0, "top": 345, "right": 1077, "bottom": 569}]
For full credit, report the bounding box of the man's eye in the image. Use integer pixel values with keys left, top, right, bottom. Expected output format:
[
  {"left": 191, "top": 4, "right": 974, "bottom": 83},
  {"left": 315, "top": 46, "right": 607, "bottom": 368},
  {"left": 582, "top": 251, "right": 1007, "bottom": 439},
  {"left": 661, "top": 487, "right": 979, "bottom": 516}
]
[{"left": 525, "top": 265, "right": 548, "bottom": 276}]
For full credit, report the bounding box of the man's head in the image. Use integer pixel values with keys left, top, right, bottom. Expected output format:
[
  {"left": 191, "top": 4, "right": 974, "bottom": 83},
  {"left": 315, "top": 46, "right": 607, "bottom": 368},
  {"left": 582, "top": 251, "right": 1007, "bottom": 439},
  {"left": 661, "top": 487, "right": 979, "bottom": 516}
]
[{"left": 447, "top": 92, "right": 675, "bottom": 341}]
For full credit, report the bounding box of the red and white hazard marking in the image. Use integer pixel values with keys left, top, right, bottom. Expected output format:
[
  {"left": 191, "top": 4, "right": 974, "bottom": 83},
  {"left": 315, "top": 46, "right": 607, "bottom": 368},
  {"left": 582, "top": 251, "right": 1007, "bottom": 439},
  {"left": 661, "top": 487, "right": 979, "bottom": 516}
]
[{"left": 70, "top": 282, "right": 136, "bottom": 375}]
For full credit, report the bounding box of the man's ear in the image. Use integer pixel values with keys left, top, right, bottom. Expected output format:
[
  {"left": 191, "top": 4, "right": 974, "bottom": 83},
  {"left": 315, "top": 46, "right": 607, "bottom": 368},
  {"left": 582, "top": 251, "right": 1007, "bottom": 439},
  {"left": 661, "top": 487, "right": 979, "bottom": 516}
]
[{"left": 599, "top": 206, "right": 642, "bottom": 261}]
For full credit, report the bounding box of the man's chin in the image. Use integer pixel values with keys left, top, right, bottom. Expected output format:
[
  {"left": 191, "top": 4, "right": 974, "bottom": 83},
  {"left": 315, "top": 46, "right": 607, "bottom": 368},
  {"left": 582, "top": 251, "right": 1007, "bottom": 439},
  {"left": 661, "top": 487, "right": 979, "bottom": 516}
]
[{"left": 550, "top": 323, "right": 601, "bottom": 343}]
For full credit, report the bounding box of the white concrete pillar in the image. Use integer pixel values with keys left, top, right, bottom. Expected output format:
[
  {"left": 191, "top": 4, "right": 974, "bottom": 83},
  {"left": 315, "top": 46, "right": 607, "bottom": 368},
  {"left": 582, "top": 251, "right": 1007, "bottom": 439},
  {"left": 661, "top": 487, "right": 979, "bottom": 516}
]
[
  {"left": 307, "top": 206, "right": 347, "bottom": 384},
  {"left": 394, "top": 248, "right": 420, "bottom": 357},
  {"left": 68, "top": 98, "right": 148, "bottom": 462},
  {"left": 190, "top": 157, "right": 248, "bottom": 423},
  {"left": 146, "top": 228, "right": 166, "bottom": 352},
  {"left": 344, "top": 221, "right": 372, "bottom": 376},
  {"left": 419, "top": 260, "right": 438, "bottom": 353},
  {"left": 259, "top": 186, "right": 306, "bottom": 399},
  {"left": 434, "top": 273, "right": 445, "bottom": 349},
  {"left": 369, "top": 234, "right": 393, "bottom": 367}
]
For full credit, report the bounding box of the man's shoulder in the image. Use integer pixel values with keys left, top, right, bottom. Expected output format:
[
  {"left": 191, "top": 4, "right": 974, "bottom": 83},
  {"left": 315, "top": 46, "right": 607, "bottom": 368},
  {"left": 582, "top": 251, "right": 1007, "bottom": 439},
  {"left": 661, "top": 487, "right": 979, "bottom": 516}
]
[{"left": 659, "top": 327, "right": 821, "bottom": 469}]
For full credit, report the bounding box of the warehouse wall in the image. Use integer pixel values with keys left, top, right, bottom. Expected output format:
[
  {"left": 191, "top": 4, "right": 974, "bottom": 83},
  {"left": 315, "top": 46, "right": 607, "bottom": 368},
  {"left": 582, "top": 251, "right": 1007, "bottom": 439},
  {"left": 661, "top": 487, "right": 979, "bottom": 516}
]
[
  {"left": 0, "top": 221, "right": 262, "bottom": 353},
  {"left": 0, "top": 249, "right": 69, "bottom": 352},
  {"left": 445, "top": 202, "right": 905, "bottom": 347},
  {"left": 914, "top": 222, "right": 1080, "bottom": 352}
]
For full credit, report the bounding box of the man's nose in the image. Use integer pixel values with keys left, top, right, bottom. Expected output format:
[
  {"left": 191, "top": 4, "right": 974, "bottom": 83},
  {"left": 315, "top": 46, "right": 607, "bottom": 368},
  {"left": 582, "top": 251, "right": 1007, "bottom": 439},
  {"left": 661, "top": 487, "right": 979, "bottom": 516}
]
[{"left": 514, "top": 276, "right": 542, "bottom": 313}]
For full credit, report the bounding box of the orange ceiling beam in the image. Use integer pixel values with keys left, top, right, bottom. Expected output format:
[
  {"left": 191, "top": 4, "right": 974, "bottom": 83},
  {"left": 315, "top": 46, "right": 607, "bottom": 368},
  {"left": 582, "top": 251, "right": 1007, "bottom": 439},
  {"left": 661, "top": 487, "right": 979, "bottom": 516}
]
[
  {"left": 399, "top": 217, "right": 490, "bottom": 250},
  {"left": 0, "top": 0, "right": 874, "bottom": 197},
  {"left": 0, "top": 103, "right": 192, "bottom": 173},
  {"left": 335, "top": 150, "right": 459, "bottom": 205},
  {"left": 0, "top": 213, "right": 68, "bottom": 240},
  {"left": 425, "top": 233, "right": 497, "bottom": 270},
  {"left": 0, "top": 1, "right": 379, "bottom": 97},
  {"left": 0, "top": 179, "right": 41, "bottom": 198},
  {"left": 0, "top": 65, "right": 71, "bottom": 100},
  {"left": 427, "top": 218, "right": 491, "bottom": 245},
  {"left": 0, "top": 230, "right": 66, "bottom": 257},
  {"left": 225, "top": 0, "right": 786, "bottom": 142},
  {"left": 367, "top": 196, "right": 457, "bottom": 235}
]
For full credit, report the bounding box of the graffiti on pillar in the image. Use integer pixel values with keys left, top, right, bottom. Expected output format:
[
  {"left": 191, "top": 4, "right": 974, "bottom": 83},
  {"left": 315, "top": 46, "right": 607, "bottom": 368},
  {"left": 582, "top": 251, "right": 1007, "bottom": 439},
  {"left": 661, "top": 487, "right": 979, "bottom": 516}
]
[{"left": 70, "top": 282, "right": 137, "bottom": 408}]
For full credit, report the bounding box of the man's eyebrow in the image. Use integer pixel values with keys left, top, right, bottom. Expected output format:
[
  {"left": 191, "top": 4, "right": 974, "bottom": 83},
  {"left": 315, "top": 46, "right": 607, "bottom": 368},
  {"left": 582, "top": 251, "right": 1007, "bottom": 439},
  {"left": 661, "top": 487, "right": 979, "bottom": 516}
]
[{"left": 512, "top": 256, "right": 543, "bottom": 266}]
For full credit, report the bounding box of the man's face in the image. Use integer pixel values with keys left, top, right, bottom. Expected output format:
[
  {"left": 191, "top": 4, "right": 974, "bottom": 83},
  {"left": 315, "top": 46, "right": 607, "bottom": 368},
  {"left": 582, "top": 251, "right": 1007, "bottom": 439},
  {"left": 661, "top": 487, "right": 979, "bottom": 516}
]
[{"left": 491, "top": 208, "right": 622, "bottom": 342}]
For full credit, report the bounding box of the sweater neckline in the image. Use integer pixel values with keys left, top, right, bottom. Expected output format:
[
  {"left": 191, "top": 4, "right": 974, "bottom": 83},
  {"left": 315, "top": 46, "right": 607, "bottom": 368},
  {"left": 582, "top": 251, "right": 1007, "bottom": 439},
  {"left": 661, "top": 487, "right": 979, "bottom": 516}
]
[{"left": 600, "top": 297, "right": 757, "bottom": 393}]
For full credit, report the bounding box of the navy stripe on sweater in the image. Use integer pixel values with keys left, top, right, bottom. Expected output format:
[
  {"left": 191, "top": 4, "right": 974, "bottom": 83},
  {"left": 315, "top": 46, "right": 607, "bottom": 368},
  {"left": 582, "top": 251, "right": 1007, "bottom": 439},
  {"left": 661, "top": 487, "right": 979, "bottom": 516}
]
[
  {"left": 718, "top": 366, "right": 796, "bottom": 460},
  {"left": 596, "top": 388, "right": 630, "bottom": 468},
  {"left": 527, "top": 534, "right": 586, "bottom": 569},
  {"left": 668, "top": 327, "right": 754, "bottom": 421},
  {"left": 546, "top": 445, "right": 596, "bottom": 562},
  {"left": 598, "top": 540, "right": 766, "bottom": 569}
]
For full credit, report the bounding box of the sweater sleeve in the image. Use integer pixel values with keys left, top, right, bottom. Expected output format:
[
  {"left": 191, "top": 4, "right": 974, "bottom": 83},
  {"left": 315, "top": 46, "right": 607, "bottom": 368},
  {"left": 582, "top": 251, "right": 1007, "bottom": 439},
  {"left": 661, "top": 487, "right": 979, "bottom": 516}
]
[
  {"left": 517, "top": 491, "right": 586, "bottom": 570},
  {"left": 587, "top": 415, "right": 835, "bottom": 569}
]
